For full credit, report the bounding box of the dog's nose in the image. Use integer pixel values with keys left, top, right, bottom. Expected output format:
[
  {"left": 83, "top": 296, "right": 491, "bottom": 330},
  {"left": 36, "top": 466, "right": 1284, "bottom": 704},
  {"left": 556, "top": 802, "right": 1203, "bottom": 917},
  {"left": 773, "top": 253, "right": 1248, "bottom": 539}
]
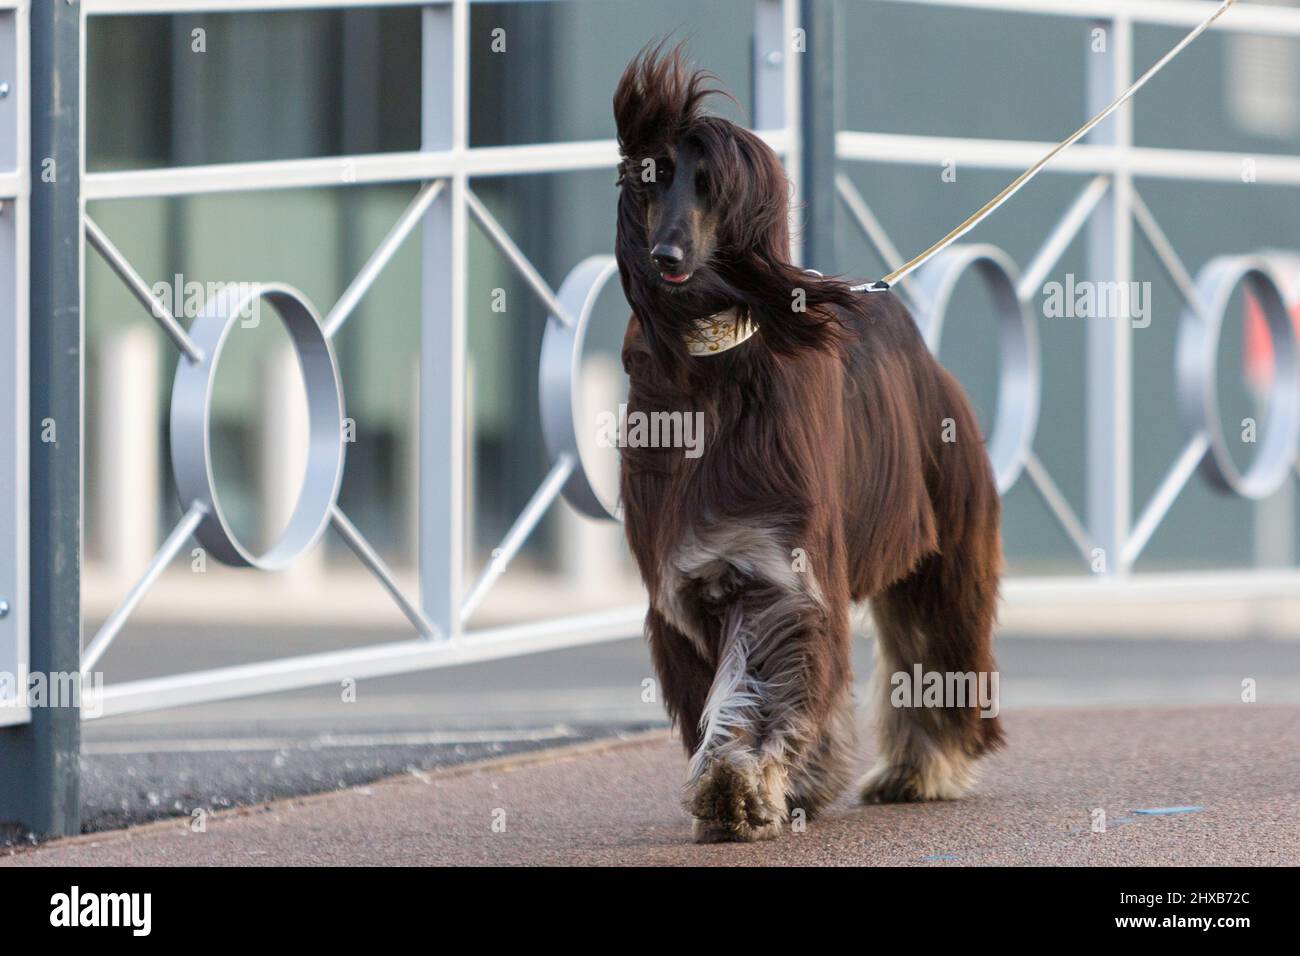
[{"left": 651, "top": 243, "right": 686, "bottom": 272}]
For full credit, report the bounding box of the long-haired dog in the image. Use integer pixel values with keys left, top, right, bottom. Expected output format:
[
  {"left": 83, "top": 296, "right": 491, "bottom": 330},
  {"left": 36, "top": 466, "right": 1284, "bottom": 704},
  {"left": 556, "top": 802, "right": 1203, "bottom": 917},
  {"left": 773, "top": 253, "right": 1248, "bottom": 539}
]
[{"left": 612, "top": 45, "right": 1004, "bottom": 843}]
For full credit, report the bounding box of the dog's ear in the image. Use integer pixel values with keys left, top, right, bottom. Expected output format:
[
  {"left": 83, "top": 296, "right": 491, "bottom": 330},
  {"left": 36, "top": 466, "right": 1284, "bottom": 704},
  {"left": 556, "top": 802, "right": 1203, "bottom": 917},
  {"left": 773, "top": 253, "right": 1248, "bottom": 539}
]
[
  {"left": 703, "top": 123, "right": 865, "bottom": 356},
  {"left": 709, "top": 121, "right": 792, "bottom": 259},
  {"left": 613, "top": 42, "right": 724, "bottom": 164}
]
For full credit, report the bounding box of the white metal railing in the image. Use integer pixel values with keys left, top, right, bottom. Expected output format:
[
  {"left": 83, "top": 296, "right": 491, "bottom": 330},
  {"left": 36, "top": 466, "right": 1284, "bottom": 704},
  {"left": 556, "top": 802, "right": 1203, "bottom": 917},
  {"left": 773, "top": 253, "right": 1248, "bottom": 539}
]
[
  {"left": 68, "top": 0, "right": 1300, "bottom": 723},
  {"left": 77, "top": 0, "right": 802, "bottom": 718}
]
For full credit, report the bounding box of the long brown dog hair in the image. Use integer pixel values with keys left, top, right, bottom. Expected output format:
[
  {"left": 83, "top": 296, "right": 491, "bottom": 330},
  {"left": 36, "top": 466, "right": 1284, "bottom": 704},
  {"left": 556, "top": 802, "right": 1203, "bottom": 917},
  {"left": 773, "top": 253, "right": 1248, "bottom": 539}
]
[{"left": 612, "top": 43, "right": 1003, "bottom": 843}]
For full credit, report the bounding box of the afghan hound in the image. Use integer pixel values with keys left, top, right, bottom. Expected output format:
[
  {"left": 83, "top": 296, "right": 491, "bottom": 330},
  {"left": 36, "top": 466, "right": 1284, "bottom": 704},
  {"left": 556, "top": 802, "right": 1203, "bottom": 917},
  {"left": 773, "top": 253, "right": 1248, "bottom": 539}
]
[{"left": 612, "top": 45, "right": 1004, "bottom": 843}]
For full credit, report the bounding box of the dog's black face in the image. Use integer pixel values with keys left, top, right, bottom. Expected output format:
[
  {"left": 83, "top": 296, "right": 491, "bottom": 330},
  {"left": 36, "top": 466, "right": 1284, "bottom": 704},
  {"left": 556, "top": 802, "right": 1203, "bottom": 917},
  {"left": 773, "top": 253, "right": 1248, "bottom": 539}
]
[
  {"left": 635, "top": 139, "right": 720, "bottom": 290},
  {"left": 618, "top": 131, "right": 741, "bottom": 326},
  {"left": 613, "top": 44, "right": 861, "bottom": 377}
]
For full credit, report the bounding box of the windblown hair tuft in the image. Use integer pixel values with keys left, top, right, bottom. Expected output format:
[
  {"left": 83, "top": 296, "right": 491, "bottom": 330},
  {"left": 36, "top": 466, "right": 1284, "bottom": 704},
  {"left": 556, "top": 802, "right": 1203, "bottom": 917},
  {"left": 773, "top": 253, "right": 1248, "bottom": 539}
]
[{"left": 613, "top": 42, "right": 728, "bottom": 177}]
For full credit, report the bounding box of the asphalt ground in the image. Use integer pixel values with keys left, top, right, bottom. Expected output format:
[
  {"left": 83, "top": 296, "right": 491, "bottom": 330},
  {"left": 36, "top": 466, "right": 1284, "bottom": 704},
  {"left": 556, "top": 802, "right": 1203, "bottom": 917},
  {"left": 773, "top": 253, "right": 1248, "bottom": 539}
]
[{"left": 4, "top": 704, "right": 1297, "bottom": 866}]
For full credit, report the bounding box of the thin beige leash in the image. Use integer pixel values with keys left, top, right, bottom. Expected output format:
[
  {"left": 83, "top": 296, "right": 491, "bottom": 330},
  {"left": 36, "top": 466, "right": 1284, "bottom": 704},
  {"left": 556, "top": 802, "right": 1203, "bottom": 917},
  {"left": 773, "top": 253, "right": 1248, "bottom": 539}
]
[{"left": 854, "top": 0, "right": 1240, "bottom": 294}]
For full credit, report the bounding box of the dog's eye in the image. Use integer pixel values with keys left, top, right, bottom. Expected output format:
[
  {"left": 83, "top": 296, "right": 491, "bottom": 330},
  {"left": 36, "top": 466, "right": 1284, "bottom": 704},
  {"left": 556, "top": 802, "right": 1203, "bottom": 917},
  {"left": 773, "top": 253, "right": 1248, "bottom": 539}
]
[
  {"left": 695, "top": 167, "right": 709, "bottom": 196},
  {"left": 655, "top": 158, "right": 674, "bottom": 185}
]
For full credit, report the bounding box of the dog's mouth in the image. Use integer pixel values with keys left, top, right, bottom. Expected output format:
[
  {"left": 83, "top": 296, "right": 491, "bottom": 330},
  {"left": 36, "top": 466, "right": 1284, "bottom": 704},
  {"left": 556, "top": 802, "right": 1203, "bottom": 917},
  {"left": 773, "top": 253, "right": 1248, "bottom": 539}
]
[{"left": 659, "top": 271, "right": 693, "bottom": 285}]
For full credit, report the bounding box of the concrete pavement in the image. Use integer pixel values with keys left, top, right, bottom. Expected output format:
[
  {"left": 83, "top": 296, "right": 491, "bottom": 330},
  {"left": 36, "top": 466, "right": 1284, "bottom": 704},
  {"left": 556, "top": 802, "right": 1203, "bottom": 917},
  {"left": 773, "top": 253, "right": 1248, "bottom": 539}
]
[{"left": 6, "top": 703, "right": 1297, "bottom": 866}]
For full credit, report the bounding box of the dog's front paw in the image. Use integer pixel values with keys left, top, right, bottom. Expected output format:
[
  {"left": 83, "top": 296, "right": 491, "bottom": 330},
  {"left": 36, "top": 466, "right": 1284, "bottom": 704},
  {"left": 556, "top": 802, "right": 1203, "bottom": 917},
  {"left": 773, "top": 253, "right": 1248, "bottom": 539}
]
[{"left": 687, "top": 756, "right": 786, "bottom": 843}]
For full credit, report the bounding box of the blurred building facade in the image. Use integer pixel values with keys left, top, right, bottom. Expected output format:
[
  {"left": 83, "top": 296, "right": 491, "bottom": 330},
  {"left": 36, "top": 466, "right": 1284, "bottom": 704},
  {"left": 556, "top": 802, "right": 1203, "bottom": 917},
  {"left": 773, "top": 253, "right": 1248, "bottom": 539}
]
[{"left": 81, "top": 1, "right": 1300, "bottom": 627}]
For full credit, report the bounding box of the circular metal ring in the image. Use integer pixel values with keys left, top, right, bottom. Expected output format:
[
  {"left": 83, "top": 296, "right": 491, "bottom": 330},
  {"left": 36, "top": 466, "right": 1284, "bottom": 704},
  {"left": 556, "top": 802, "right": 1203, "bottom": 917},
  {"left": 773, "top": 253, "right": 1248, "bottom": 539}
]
[
  {"left": 911, "top": 244, "right": 1041, "bottom": 494},
  {"left": 1176, "top": 255, "right": 1299, "bottom": 500},
  {"left": 170, "top": 283, "right": 347, "bottom": 568},
  {"left": 539, "top": 255, "right": 623, "bottom": 522}
]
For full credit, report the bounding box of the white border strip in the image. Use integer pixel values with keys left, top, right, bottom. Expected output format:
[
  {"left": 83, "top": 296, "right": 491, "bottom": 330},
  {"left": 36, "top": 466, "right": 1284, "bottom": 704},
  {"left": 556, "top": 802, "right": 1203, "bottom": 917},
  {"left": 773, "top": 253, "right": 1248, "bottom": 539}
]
[
  {"left": 85, "top": 0, "right": 446, "bottom": 14},
  {"left": 84, "top": 128, "right": 1293, "bottom": 202},
  {"left": 871, "top": 0, "right": 1300, "bottom": 37},
  {"left": 83, "top": 134, "right": 791, "bottom": 201},
  {"left": 82, "top": 0, "right": 1300, "bottom": 35},
  {"left": 1003, "top": 569, "right": 1300, "bottom": 604},
  {"left": 90, "top": 605, "right": 646, "bottom": 719},
  {"left": 838, "top": 132, "right": 1300, "bottom": 186},
  {"left": 0, "top": 0, "right": 29, "bottom": 728}
]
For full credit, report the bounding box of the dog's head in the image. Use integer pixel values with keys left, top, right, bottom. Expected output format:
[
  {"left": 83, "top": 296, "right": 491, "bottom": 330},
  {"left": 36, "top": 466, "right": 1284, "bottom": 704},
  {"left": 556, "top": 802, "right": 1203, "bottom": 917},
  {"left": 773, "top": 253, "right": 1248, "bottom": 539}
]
[
  {"left": 613, "top": 45, "right": 761, "bottom": 299},
  {"left": 612, "top": 43, "right": 857, "bottom": 376}
]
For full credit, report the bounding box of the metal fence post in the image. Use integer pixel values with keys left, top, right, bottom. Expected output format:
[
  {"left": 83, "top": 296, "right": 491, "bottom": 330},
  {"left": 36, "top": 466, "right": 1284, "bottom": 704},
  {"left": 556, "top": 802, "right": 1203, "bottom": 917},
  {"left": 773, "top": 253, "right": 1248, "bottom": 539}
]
[
  {"left": 798, "top": 0, "right": 839, "bottom": 274},
  {"left": 1085, "top": 16, "right": 1133, "bottom": 576},
  {"left": 419, "top": 0, "right": 467, "bottom": 640},
  {"left": 0, "top": 0, "right": 82, "bottom": 838}
]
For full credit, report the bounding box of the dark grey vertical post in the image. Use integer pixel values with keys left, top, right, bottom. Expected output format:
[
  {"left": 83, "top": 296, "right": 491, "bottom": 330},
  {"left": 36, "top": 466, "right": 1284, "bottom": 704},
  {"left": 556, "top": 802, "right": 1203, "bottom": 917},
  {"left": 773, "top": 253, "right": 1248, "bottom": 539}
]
[
  {"left": 799, "top": 0, "right": 840, "bottom": 273},
  {"left": 0, "top": 0, "right": 82, "bottom": 838},
  {"left": 338, "top": 9, "right": 383, "bottom": 546}
]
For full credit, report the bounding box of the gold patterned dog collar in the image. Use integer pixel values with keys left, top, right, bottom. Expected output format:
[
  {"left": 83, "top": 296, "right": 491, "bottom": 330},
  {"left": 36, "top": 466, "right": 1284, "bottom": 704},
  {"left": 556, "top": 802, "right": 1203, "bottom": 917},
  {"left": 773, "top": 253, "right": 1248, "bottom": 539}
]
[{"left": 684, "top": 307, "right": 758, "bottom": 356}]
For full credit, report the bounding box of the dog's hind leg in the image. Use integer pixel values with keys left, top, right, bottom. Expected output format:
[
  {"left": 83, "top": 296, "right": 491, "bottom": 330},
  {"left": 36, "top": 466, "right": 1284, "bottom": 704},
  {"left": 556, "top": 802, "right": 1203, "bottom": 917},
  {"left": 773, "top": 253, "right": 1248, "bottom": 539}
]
[
  {"left": 859, "top": 549, "right": 1003, "bottom": 803},
  {"left": 856, "top": 361, "right": 1006, "bottom": 803}
]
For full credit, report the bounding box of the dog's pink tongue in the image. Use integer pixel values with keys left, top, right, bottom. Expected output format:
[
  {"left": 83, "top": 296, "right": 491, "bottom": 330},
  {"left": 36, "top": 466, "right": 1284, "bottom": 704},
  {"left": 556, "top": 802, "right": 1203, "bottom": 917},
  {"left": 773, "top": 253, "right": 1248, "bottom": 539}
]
[{"left": 663, "top": 273, "right": 690, "bottom": 284}]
